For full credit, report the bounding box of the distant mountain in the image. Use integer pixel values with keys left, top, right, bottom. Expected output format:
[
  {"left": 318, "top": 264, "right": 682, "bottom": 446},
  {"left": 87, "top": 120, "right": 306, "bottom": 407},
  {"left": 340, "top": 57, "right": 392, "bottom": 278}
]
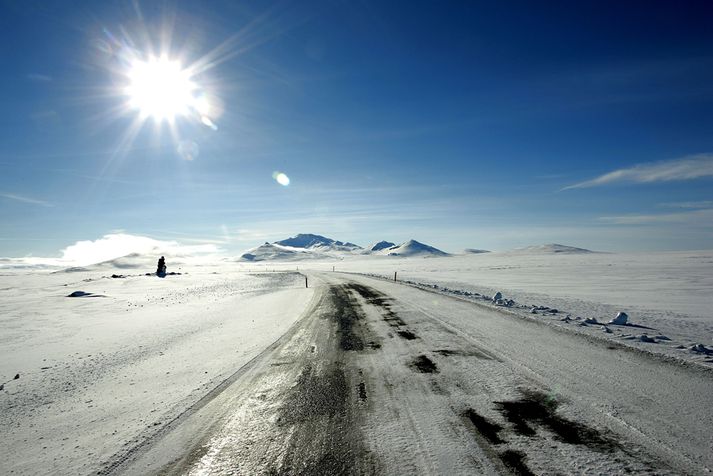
[
  {"left": 510, "top": 243, "right": 594, "bottom": 254},
  {"left": 239, "top": 242, "right": 322, "bottom": 262},
  {"left": 383, "top": 240, "right": 449, "bottom": 257},
  {"left": 464, "top": 248, "right": 490, "bottom": 254},
  {"left": 367, "top": 241, "right": 396, "bottom": 252},
  {"left": 275, "top": 234, "right": 361, "bottom": 252},
  {"left": 237, "top": 235, "right": 449, "bottom": 261}
]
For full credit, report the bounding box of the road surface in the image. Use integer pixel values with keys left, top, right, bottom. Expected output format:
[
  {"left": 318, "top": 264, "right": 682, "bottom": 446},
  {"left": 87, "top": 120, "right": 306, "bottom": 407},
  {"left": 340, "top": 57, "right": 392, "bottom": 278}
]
[{"left": 104, "top": 272, "right": 713, "bottom": 475}]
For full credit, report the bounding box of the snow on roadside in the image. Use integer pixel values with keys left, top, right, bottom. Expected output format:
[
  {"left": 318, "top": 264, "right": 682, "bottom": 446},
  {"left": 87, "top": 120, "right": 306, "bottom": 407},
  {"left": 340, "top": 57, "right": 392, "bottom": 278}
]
[
  {"left": 320, "top": 251, "right": 713, "bottom": 368},
  {"left": 0, "top": 266, "right": 314, "bottom": 475}
]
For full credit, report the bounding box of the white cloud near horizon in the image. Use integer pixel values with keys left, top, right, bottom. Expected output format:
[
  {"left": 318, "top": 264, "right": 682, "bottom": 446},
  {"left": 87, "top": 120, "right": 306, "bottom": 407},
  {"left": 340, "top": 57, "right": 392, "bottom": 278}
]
[
  {"left": 60, "top": 234, "right": 221, "bottom": 266},
  {"left": 0, "top": 192, "right": 54, "bottom": 207},
  {"left": 563, "top": 153, "right": 713, "bottom": 190},
  {"left": 0, "top": 233, "right": 222, "bottom": 268}
]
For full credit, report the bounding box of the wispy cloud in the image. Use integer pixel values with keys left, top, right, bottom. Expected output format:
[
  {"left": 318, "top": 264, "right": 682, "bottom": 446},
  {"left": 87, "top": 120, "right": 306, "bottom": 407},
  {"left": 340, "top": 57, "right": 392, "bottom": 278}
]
[
  {"left": 26, "top": 73, "right": 52, "bottom": 82},
  {"left": 659, "top": 200, "right": 713, "bottom": 209},
  {"left": 0, "top": 193, "right": 54, "bottom": 207},
  {"left": 599, "top": 208, "right": 713, "bottom": 225},
  {"left": 562, "top": 153, "right": 713, "bottom": 190}
]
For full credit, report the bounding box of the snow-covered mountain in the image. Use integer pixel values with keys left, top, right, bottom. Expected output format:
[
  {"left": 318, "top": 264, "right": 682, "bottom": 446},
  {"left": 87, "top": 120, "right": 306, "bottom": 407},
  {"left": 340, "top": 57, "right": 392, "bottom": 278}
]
[
  {"left": 510, "top": 243, "right": 594, "bottom": 254},
  {"left": 238, "top": 235, "right": 449, "bottom": 261},
  {"left": 366, "top": 241, "right": 396, "bottom": 252},
  {"left": 381, "top": 239, "right": 449, "bottom": 257},
  {"left": 274, "top": 234, "right": 362, "bottom": 252},
  {"left": 239, "top": 242, "right": 323, "bottom": 262}
]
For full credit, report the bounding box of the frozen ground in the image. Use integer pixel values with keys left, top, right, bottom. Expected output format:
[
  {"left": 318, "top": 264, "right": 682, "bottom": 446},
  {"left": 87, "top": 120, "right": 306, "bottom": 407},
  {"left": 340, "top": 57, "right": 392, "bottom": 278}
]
[
  {"left": 0, "top": 265, "right": 314, "bottom": 475},
  {"left": 309, "top": 250, "right": 713, "bottom": 367},
  {"left": 1, "top": 249, "right": 712, "bottom": 475}
]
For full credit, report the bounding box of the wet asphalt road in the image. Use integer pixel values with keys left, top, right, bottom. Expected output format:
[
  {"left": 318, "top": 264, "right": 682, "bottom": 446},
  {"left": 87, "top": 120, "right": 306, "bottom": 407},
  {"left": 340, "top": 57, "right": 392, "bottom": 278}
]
[{"left": 103, "top": 273, "right": 713, "bottom": 475}]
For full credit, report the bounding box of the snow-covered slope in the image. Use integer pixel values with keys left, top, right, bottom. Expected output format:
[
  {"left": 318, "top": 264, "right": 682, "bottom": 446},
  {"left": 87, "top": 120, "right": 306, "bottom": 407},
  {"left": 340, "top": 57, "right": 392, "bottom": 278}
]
[
  {"left": 239, "top": 242, "right": 321, "bottom": 262},
  {"left": 383, "top": 239, "right": 449, "bottom": 257},
  {"left": 463, "top": 248, "right": 490, "bottom": 254},
  {"left": 510, "top": 243, "right": 594, "bottom": 254},
  {"left": 238, "top": 235, "right": 449, "bottom": 260},
  {"left": 366, "top": 241, "right": 396, "bottom": 252},
  {"left": 274, "top": 234, "right": 361, "bottom": 252}
]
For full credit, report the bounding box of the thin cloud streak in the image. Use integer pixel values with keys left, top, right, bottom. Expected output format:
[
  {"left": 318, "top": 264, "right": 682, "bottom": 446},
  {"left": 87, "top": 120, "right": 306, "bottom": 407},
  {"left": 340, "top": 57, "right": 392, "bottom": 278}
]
[
  {"left": 599, "top": 208, "right": 713, "bottom": 225},
  {"left": 562, "top": 154, "right": 713, "bottom": 190},
  {"left": 0, "top": 193, "right": 54, "bottom": 207},
  {"left": 659, "top": 200, "right": 713, "bottom": 209}
]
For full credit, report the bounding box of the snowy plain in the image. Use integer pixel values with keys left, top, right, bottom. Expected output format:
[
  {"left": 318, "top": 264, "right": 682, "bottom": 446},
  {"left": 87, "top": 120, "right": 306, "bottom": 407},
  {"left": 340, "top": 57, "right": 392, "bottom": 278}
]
[
  {"left": 1, "top": 247, "right": 712, "bottom": 474},
  {"left": 0, "top": 262, "right": 314, "bottom": 475},
  {"left": 308, "top": 249, "right": 713, "bottom": 367}
]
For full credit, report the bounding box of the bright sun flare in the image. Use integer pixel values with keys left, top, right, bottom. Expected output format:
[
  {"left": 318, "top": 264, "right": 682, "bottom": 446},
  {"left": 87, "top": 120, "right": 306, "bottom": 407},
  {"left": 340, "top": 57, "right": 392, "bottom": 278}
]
[{"left": 125, "top": 56, "right": 196, "bottom": 121}]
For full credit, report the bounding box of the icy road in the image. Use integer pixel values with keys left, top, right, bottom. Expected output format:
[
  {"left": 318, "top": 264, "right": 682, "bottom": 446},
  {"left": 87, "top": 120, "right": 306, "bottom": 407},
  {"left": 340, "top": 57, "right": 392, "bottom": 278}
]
[{"left": 101, "top": 272, "right": 713, "bottom": 476}]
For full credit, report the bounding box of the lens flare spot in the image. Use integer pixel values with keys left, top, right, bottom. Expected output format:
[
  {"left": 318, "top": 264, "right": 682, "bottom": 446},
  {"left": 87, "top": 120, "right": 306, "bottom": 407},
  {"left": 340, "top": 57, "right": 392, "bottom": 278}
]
[
  {"left": 177, "top": 140, "right": 199, "bottom": 161},
  {"left": 272, "top": 171, "right": 290, "bottom": 186},
  {"left": 201, "top": 116, "right": 218, "bottom": 130}
]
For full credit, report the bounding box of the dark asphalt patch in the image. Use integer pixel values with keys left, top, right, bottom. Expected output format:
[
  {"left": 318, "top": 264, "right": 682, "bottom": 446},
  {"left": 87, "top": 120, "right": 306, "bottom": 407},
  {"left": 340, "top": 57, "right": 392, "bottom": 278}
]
[
  {"left": 330, "top": 285, "right": 368, "bottom": 351},
  {"left": 273, "top": 286, "right": 381, "bottom": 475},
  {"left": 397, "top": 330, "right": 418, "bottom": 340},
  {"left": 345, "top": 283, "right": 407, "bottom": 328},
  {"left": 278, "top": 364, "right": 349, "bottom": 426},
  {"left": 499, "top": 450, "right": 535, "bottom": 476},
  {"left": 495, "top": 390, "right": 616, "bottom": 452},
  {"left": 358, "top": 382, "right": 368, "bottom": 401},
  {"left": 410, "top": 355, "right": 438, "bottom": 373},
  {"left": 434, "top": 348, "right": 493, "bottom": 360},
  {"left": 464, "top": 409, "right": 504, "bottom": 444}
]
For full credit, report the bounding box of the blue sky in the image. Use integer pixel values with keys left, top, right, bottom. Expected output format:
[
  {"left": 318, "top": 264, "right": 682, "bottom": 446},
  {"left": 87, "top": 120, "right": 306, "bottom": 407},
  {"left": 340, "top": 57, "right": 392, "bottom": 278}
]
[{"left": 1, "top": 0, "right": 712, "bottom": 258}]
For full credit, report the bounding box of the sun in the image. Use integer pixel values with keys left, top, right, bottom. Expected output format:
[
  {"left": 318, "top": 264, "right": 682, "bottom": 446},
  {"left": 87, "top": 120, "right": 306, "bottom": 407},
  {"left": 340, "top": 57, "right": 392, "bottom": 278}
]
[{"left": 125, "top": 56, "right": 196, "bottom": 121}]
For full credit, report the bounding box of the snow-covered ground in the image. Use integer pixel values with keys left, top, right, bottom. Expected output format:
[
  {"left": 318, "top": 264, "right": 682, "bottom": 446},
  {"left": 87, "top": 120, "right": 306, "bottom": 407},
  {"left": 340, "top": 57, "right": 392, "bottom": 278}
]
[
  {"left": 2, "top": 248, "right": 712, "bottom": 474},
  {"left": 0, "top": 264, "right": 314, "bottom": 475},
  {"left": 304, "top": 250, "right": 713, "bottom": 367}
]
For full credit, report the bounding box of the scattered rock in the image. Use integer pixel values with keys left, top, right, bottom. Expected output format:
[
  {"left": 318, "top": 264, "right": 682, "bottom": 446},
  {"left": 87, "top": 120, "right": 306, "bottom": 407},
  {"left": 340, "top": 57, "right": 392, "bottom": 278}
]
[
  {"left": 68, "top": 291, "right": 91, "bottom": 297},
  {"left": 560, "top": 316, "right": 572, "bottom": 323},
  {"left": 0, "top": 384, "right": 3, "bottom": 391},
  {"left": 689, "top": 344, "right": 713, "bottom": 355},
  {"left": 601, "top": 326, "right": 612, "bottom": 333},
  {"left": 584, "top": 317, "right": 599, "bottom": 325},
  {"left": 110, "top": 274, "right": 126, "bottom": 279},
  {"left": 530, "top": 307, "right": 538, "bottom": 314},
  {"left": 608, "top": 312, "right": 628, "bottom": 326},
  {"left": 639, "top": 334, "right": 656, "bottom": 343},
  {"left": 654, "top": 335, "right": 671, "bottom": 341},
  {"left": 492, "top": 292, "right": 502, "bottom": 303},
  {"left": 14, "top": 373, "right": 20, "bottom": 380}
]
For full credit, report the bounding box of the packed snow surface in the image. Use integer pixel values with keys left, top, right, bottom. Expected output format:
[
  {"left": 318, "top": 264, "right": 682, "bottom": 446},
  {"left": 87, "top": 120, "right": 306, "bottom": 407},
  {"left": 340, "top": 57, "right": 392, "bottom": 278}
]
[
  {"left": 0, "top": 264, "right": 314, "bottom": 475},
  {"left": 2, "top": 247, "right": 712, "bottom": 474}
]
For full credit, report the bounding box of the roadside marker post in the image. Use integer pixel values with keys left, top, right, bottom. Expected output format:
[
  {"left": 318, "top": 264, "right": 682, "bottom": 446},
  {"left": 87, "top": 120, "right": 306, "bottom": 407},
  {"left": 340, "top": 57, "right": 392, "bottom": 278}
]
[
  {"left": 394, "top": 271, "right": 397, "bottom": 281},
  {"left": 305, "top": 276, "right": 308, "bottom": 288}
]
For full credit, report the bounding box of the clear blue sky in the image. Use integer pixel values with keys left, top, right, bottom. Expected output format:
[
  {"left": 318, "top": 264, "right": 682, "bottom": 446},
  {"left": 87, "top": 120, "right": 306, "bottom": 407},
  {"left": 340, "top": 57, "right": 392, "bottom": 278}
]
[{"left": 1, "top": 0, "right": 712, "bottom": 257}]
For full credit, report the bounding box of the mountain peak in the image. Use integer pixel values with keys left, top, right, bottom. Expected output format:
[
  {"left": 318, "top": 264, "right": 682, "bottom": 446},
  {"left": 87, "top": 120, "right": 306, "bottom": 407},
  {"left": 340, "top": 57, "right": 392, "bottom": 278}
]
[
  {"left": 385, "top": 239, "right": 448, "bottom": 257},
  {"left": 368, "top": 240, "right": 396, "bottom": 252},
  {"left": 273, "top": 234, "right": 362, "bottom": 251}
]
